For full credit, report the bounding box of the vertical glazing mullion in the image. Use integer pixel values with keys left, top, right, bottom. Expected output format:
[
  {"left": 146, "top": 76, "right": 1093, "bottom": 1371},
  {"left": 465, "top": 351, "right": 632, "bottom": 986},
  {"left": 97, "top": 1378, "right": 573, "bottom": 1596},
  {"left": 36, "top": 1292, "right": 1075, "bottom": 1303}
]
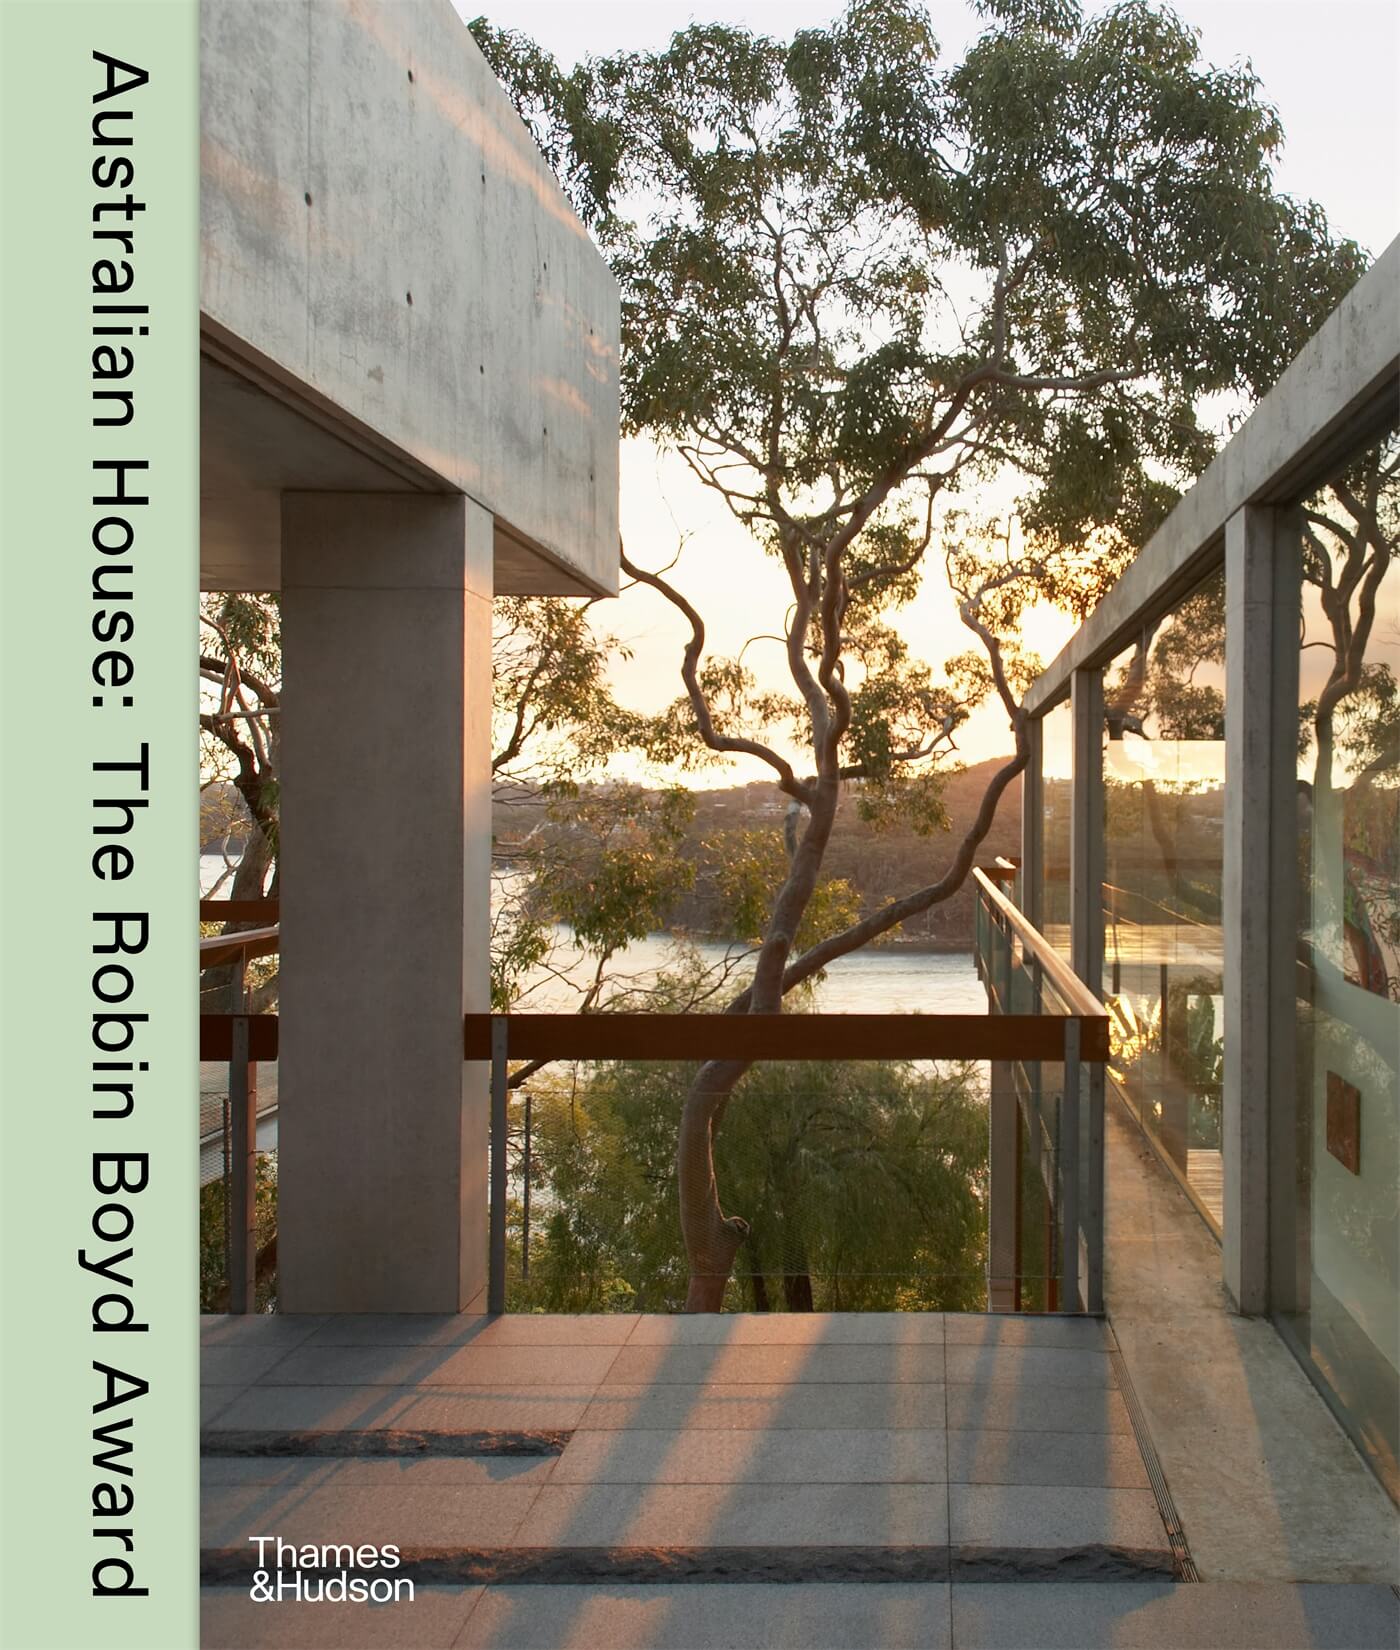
[
  {"left": 1084, "top": 1057, "right": 1104, "bottom": 1312},
  {"left": 1060, "top": 1014, "right": 1081, "bottom": 1310},
  {"left": 488, "top": 1017, "right": 509, "bottom": 1313}
]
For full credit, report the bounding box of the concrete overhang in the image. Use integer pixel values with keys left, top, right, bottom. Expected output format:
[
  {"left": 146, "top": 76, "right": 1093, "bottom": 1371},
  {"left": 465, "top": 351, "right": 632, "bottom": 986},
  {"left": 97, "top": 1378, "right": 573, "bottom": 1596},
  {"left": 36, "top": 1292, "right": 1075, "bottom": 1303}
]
[
  {"left": 200, "top": 343, "right": 602, "bottom": 595},
  {"left": 199, "top": 0, "right": 620, "bottom": 597}
]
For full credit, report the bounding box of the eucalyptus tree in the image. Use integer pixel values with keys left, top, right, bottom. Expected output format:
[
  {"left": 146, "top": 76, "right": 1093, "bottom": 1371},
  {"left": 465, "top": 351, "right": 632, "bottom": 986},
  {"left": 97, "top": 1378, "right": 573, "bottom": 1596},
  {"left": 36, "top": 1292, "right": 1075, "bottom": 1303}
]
[
  {"left": 200, "top": 590, "right": 685, "bottom": 1024},
  {"left": 201, "top": 592, "right": 282, "bottom": 910},
  {"left": 481, "top": 0, "right": 1368, "bottom": 1308}
]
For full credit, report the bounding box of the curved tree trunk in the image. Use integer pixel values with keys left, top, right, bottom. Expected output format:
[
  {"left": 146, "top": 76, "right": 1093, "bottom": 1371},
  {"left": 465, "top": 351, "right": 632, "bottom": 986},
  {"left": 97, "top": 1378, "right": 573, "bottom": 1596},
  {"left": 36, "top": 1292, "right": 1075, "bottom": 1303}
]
[
  {"left": 677, "top": 780, "right": 840, "bottom": 1309},
  {"left": 678, "top": 1056, "right": 755, "bottom": 1311},
  {"left": 674, "top": 727, "right": 1030, "bottom": 1309},
  {"left": 782, "top": 1267, "right": 815, "bottom": 1313}
]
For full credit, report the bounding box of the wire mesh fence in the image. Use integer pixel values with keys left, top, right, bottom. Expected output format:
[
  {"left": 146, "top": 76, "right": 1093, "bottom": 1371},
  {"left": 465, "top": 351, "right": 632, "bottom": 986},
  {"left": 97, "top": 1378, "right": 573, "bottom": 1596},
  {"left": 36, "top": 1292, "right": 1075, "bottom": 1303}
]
[{"left": 499, "top": 1054, "right": 1078, "bottom": 1315}]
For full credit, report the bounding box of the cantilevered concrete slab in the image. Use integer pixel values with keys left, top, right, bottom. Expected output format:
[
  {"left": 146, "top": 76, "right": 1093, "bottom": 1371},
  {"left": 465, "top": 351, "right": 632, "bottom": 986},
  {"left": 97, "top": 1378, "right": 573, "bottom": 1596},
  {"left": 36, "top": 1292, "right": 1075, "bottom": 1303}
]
[
  {"left": 198, "top": 0, "right": 622, "bottom": 1312},
  {"left": 200, "top": 0, "right": 619, "bottom": 596}
]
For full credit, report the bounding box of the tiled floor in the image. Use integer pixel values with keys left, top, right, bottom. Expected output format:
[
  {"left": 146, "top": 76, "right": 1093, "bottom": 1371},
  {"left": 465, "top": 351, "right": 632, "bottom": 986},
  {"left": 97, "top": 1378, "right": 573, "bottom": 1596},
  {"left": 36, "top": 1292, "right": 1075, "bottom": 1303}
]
[
  {"left": 201, "top": 1309, "right": 1157, "bottom": 1556},
  {"left": 199, "top": 1310, "right": 1399, "bottom": 1648},
  {"left": 1104, "top": 1098, "right": 1400, "bottom": 1582}
]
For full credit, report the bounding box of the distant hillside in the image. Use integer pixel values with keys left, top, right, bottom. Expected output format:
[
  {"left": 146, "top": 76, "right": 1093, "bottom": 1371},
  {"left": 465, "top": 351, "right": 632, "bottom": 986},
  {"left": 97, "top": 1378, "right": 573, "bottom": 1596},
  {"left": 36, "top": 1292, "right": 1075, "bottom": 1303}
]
[{"left": 494, "top": 758, "right": 1023, "bottom": 951}]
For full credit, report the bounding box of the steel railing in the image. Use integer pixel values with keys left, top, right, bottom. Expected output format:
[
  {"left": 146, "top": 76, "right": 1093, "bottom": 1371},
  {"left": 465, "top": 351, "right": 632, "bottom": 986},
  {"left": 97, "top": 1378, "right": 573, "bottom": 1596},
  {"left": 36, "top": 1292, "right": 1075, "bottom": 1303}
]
[
  {"left": 972, "top": 867, "right": 1110, "bottom": 1313},
  {"left": 200, "top": 868, "right": 1110, "bottom": 1315}
]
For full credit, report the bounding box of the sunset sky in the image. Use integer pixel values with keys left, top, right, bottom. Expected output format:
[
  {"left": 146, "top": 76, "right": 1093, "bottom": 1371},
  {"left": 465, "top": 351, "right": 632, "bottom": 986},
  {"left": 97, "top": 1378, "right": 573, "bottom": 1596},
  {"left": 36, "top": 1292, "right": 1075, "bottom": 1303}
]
[{"left": 468, "top": 1, "right": 1399, "bottom": 782}]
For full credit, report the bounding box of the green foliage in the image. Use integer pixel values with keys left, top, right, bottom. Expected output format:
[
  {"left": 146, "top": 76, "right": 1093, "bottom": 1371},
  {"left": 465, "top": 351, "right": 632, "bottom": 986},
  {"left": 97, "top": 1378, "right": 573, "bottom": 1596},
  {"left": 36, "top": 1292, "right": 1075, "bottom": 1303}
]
[
  {"left": 492, "top": 597, "right": 645, "bottom": 781},
  {"left": 696, "top": 828, "right": 863, "bottom": 952},
  {"left": 509, "top": 1057, "right": 989, "bottom": 1313},
  {"left": 474, "top": 3, "right": 1367, "bottom": 1021},
  {"left": 476, "top": 0, "right": 1367, "bottom": 576},
  {"left": 198, "top": 1153, "right": 278, "bottom": 1313},
  {"left": 1104, "top": 570, "right": 1226, "bottom": 743},
  {"left": 541, "top": 785, "right": 698, "bottom": 952},
  {"left": 1333, "top": 665, "right": 1400, "bottom": 787}
]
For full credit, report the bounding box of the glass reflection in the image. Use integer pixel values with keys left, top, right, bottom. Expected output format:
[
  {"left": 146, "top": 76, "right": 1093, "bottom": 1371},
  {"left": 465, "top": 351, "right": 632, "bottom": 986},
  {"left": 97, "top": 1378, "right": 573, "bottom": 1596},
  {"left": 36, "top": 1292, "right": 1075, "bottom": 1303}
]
[
  {"left": 1040, "top": 699, "right": 1073, "bottom": 962},
  {"left": 1284, "top": 425, "right": 1399, "bottom": 1502},
  {"left": 1100, "top": 569, "right": 1227, "bottom": 1230}
]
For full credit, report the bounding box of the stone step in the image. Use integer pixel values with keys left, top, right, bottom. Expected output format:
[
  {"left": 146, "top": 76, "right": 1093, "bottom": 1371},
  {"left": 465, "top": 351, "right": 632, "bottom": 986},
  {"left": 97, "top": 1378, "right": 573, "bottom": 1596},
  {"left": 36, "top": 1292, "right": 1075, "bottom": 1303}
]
[
  {"left": 199, "top": 1580, "right": 1400, "bottom": 1650},
  {"left": 201, "top": 1541, "right": 1179, "bottom": 1588}
]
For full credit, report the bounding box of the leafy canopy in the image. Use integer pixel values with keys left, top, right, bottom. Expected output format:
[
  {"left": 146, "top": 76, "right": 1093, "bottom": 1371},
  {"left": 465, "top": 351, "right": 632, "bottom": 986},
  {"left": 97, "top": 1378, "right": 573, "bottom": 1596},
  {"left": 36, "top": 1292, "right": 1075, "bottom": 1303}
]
[{"left": 475, "top": 0, "right": 1366, "bottom": 590}]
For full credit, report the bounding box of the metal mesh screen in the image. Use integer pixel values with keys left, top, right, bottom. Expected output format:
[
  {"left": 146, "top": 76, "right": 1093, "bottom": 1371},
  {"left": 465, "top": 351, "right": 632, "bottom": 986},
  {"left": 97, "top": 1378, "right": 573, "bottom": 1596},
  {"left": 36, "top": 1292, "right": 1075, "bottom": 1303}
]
[{"left": 500, "top": 1057, "right": 1002, "bottom": 1314}]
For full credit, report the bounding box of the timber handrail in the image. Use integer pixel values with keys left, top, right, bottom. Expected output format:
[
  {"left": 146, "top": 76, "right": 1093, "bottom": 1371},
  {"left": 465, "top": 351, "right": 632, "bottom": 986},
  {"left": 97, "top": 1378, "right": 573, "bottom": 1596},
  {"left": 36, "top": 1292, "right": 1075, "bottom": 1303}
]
[{"left": 972, "top": 866, "right": 1108, "bottom": 1023}]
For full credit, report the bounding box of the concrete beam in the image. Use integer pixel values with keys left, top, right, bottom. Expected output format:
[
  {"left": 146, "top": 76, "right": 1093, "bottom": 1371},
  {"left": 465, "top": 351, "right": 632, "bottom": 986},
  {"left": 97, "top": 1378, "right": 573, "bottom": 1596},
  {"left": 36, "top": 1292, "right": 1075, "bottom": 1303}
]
[
  {"left": 1222, "top": 505, "right": 1300, "bottom": 1315},
  {"left": 277, "top": 492, "right": 491, "bottom": 1313},
  {"left": 201, "top": 0, "right": 620, "bottom": 596}
]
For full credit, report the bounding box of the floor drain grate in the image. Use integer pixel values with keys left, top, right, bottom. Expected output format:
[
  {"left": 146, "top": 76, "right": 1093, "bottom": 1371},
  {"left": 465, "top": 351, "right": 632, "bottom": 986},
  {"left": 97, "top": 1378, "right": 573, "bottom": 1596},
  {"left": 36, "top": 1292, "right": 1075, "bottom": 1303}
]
[{"left": 1110, "top": 1347, "right": 1199, "bottom": 1582}]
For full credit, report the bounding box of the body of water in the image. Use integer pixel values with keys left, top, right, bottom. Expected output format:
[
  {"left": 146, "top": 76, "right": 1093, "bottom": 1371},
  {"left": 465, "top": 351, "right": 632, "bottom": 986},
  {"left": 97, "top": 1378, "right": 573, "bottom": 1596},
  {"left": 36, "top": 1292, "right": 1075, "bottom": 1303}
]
[
  {"left": 202, "top": 853, "right": 984, "bottom": 1015},
  {"left": 511, "top": 925, "right": 982, "bottom": 1015},
  {"left": 200, "top": 856, "right": 987, "bottom": 1173}
]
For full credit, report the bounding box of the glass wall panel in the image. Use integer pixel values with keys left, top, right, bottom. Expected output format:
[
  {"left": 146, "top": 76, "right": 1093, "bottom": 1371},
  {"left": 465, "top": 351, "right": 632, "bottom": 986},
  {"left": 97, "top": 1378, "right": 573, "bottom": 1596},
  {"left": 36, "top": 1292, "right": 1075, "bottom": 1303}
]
[
  {"left": 1100, "top": 568, "right": 1227, "bottom": 1230},
  {"left": 1282, "top": 424, "right": 1399, "bottom": 1502},
  {"left": 1039, "top": 699, "right": 1073, "bottom": 962}
]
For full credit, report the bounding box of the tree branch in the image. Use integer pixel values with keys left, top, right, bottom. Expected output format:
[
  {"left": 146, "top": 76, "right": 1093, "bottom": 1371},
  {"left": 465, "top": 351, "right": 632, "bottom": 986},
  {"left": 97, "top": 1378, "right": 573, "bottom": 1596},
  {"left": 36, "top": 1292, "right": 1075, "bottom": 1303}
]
[{"left": 622, "top": 545, "right": 815, "bottom": 805}]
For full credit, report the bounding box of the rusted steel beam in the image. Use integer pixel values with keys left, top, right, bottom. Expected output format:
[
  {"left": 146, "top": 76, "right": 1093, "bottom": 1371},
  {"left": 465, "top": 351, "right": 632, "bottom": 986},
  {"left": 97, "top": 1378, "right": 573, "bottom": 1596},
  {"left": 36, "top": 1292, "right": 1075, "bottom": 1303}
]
[
  {"left": 464, "top": 1011, "right": 1109, "bottom": 1064},
  {"left": 200, "top": 899, "right": 280, "bottom": 923},
  {"left": 200, "top": 1015, "right": 280, "bottom": 1061}
]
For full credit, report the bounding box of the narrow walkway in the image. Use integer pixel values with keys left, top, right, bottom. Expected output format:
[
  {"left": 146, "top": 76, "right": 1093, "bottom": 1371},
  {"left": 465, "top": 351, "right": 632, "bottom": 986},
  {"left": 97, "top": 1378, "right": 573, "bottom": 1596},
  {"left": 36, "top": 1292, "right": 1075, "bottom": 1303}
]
[
  {"left": 1104, "top": 1096, "right": 1400, "bottom": 1582},
  {"left": 200, "top": 1310, "right": 1396, "bottom": 1647}
]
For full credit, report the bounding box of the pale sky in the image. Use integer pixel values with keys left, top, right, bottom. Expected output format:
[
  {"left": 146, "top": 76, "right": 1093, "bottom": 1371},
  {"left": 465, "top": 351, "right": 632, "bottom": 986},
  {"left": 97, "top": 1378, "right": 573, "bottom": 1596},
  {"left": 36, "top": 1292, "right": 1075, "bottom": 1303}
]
[{"left": 464, "top": 1, "right": 1400, "bottom": 781}]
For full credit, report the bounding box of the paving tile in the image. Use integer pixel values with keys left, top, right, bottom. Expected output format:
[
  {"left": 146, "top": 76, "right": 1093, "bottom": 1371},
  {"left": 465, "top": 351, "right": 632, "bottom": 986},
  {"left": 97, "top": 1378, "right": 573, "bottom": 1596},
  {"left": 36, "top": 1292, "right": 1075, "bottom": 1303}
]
[
  {"left": 1135, "top": 1419, "right": 1400, "bottom": 1583},
  {"left": 945, "top": 1383, "right": 1132, "bottom": 1435},
  {"left": 581, "top": 1382, "right": 947, "bottom": 1432},
  {"left": 947, "top": 1428, "right": 1149, "bottom": 1488},
  {"left": 950, "top": 1484, "right": 1168, "bottom": 1551},
  {"left": 948, "top": 1582, "right": 1400, "bottom": 1649},
  {"left": 1102, "top": 1094, "right": 1400, "bottom": 1584},
  {"left": 205, "top": 1384, "right": 597, "bottom": 1435},
  {"left": 944, "top": 1315, "right": 1113, "bottom": 1350},
  {"left": 202, "top": 1343, "right": 309, "bottom": 1386},
  {"left": 202, "top": 1584, "right": 481, "bottom": 1649},
  {"left": 453, "top": 1582, "right": 951, "bottom": 1649},
  {"left": 552, "top": 1427, "right": 948, "bottom": 1485},
  {"left": 514, "top": 1481, "right": 950, "bottom": 1548},
  {"left": 296, "top": 1315, "right": 494, "bottom": 1349},
  {"left": 201, "top": 1457, "right": 558, "bottom": 1490},
  {"left": 305, "top": 1315, "right": 638, "bottom": 1348},
  {"left": 944, "top": 1345, "right": 1117, "bottom": 1388},
  {"left": 265, "top": 1343, "right": 622, "bottom": 1388},
  {"left": 450, "top": 1315, "right": 637, "bottom": 1346},
  {"left": 202, "top": 1313, "right": 327, "bottom": 1349},
  {"left": 627, "top": 1313, "right": 945, "bottom": 1346},
  {"left": 604, "top": 1341, "right": 944, "bottom": 1387},
  {"left": 202, "top": 1384, "right": 249, "bottom": 1427},
  {"left": 202, "top": 1480, "right": 543, "bottom": 1548}
]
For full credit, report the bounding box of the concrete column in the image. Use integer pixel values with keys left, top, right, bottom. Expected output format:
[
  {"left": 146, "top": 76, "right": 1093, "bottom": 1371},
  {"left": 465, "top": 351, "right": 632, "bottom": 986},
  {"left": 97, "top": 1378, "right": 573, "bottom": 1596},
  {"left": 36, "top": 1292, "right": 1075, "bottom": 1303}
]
[
  {"left": 1020, "top": 713, "right": 1044, "bottom": 928},
  {"left": 278, "top": 493, "right": 492, "bottom": 1313},
  {"left": 1070, "top": 668, "right": 1105, "bottom": 993},
  {"left": 1223, "top": 505, "right": 1299, "bottom": 1315}
]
